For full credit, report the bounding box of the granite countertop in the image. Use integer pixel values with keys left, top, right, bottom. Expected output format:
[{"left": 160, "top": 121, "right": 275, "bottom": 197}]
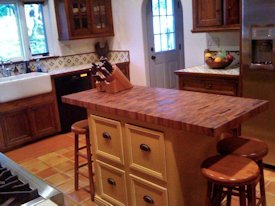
[
  {"left": 62, "top": 86, "right": 268, "bottom": 137},
  {"left": 175, "top": 64, "right": 240, "bottom": 76}
]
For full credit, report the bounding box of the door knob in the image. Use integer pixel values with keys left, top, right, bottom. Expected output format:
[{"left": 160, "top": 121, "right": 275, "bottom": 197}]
[{"left": 151, "top": 55, "right": 156, "bottom": 60}]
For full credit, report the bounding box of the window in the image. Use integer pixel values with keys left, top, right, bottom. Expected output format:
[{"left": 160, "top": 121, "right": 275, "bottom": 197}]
[
  {"left": 0, "top": 0, "right": 49, "bottom": 62},
  {"left": 152, "top": 0, "right": 176, "bottom": 52}
]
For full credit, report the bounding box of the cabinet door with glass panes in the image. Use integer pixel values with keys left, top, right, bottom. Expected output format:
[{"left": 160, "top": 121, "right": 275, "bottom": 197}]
[
  {"left": 90, "top": 0, "right": 114, "bottom": 36},
  {"left": 55, "top": 0, "right": 114, "bottom": 40},
  {"left": 68, "top": 0, "right": 91, "bottom": 37}
]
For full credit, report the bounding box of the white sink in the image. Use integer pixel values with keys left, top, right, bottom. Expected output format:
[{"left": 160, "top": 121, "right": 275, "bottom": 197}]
[{"left": 0, "top": 72, "right": 52, "bottom": 103}]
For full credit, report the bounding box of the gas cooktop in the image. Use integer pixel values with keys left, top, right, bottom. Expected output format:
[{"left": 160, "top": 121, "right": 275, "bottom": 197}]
[{"left": 0, "top": 153, "right": 64, "bottom": 206}]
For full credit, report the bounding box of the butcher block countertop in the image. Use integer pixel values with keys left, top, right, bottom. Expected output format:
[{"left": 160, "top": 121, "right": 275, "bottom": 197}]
[{"left": 62, "top": 86, "right": 268, "bottom": 137}]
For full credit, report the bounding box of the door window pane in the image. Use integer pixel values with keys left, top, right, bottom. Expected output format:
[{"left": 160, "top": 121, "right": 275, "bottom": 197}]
[
  {"left": 0, "top": 4, "right": 23, "bottom": 60},
  {"left": 24, "top": 3, "right": 48, "bottom": 56},
  {"left": 152, "top": 0, "right": 176, "bottom": 52}
]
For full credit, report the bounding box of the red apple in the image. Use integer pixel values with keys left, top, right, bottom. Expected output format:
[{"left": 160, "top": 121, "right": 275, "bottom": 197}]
[{"left": 226, "top": 54, "right": 234, "bottom": 61}]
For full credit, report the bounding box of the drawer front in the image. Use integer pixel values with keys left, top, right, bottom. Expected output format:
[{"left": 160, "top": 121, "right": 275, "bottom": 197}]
[
  {"left": 96, "top": 160, "right": 127, "bottom": 206},
  {"left": 180, "top": 77, "right": 237, "bottom": 96},
  {"left": 130, "top": 174, "right": 168, "bottom": 206},
  {"left": 90, "top": 115, "right": 124, "bottom": 165},
  {"left": 126, "top": 124, "right": 167, "bottom": 181}
]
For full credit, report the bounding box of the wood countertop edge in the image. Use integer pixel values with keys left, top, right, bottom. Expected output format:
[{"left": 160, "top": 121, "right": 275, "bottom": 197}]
[{"left": 62, "top": 93, "right": 268, "bottom": 137}]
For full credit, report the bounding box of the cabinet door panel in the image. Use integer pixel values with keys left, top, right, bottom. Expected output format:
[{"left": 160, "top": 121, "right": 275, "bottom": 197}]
[
  {"left": 90, "top": 0, "right": 114, "bottom": 35},
  {"left": 1, "top": 109, "right": 32, "bottom": 148},
  {"left": 96, "top": 160, "right": 127, "bottom": 206},
  {"left": 29, "top": 102, "right": 58, "bottom": 138},
  {"left": 224, "top": 0, "right": 240, "bottom": 25},
  {"left": 126, "top": 124, "right": 167, "bottom": 181},
  {"left": 130, "top": 174, "right": 168, "bottom": 206},
  {"left": 197, "top": 0, "right": 222, "bottom": 27}
]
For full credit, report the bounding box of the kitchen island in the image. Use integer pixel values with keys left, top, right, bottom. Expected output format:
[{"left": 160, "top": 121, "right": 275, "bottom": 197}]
[{"left": 62, "top": 86, "right": 268, "bottom": 206}]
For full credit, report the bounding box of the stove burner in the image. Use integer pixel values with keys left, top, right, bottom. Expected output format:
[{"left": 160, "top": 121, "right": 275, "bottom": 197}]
[{"left": 0, "top": 164, "right": 40, "bottom": 206}]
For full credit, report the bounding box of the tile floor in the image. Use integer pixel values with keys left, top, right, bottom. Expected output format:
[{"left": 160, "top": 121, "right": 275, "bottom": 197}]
[
  {"left": 5, "top": 133, "right": 275, "bottom": 206},
  {"left": 6, "top": 132, "right": 97, "bottom": 206}
]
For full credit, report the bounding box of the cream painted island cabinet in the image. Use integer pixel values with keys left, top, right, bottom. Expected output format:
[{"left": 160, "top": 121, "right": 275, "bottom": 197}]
[{"left": 62, "top": 86, "right": 268, "bottom": 206}]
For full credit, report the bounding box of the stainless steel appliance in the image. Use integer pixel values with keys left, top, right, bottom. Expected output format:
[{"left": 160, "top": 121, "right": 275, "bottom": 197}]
[
  {"left": 0, "top": 153, "right": 64, "bottom": 205},
  {"left": 242, "top": 0, "right": 275, "bottom": 166}
]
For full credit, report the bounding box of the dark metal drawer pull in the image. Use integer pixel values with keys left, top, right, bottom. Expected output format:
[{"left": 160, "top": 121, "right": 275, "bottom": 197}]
[
  {"left": 143, "top": 195, "right": 154, "bottom": 204},
  {"left": 102, "top": 132, "right": 111, "bottom": 139},
  {"left": 140, "top": 144, "right": 151, "bottom": 152},
  {"left": 107, "top": 178, "right": 116, "bottom": 186}
]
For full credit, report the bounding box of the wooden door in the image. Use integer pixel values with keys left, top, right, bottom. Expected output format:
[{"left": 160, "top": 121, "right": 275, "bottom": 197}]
[
  {"left": 147, "top": 0, "right": 184, "bottom": 89},
  {"left": 224, "top": 0, "right": 240, "bottom": 25},
  {"left": 195, "top": 0, "right": 222, "bottom": 27}
]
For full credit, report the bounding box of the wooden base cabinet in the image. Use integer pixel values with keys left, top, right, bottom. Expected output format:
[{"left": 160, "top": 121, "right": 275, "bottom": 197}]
[{"left": 0, "top": 93, "right": 60, "bottom": 152}]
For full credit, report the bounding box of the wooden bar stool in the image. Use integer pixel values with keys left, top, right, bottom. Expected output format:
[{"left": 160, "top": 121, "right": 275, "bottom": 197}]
[
  {"left": 217, "top": 137, "right": 268, "bottom": 206},
  {"left": 71, "top": 119, "right": 95, "bottom": 201},
  {"left": 201, "top": 155, "right": 260, "bottom": 206}
]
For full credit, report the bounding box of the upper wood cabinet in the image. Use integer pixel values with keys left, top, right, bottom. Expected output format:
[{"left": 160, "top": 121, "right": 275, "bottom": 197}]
[
  {"left": 54, "top": 0, "right": 114, "bottom": 40},
  {"left": 192, "top": 0, "right": 240, "bottom": 32}
]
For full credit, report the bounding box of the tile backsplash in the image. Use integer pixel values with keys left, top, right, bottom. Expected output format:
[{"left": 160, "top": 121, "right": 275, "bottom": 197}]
[{"left": 0, "top": 51, "right": 129, "bottom": 77}]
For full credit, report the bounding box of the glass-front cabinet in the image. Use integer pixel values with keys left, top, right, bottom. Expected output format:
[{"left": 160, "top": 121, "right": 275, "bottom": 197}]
[
  {"left": 90, "top": 0, "right": 113, "bottom": 34},
  {"left": 55, "top": 0, "right": 114, "bottom": 40}
]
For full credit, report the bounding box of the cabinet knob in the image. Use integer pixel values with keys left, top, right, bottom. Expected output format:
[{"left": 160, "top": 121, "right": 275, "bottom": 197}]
[
  {"left": 143, "top": 195, "right": 154, "bottom": 204},
  {"left": 140, "top": 144, "right": 151, "bottom": 152},
  {"left": 102, "top": 132, "right": 111, "bottom": 140},
  {"left": 107, "top": 178, "right": 116, "bottom": 186}
]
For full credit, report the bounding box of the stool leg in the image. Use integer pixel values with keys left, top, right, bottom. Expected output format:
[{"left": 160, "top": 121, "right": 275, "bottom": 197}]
[
  {"left": 206, "top": 181, "right": 213, "bottom": 206},
  {"left": 247, "top": 183, "right": 257, "bottom": 206},
  {"left": 226, "top": 187, "right": 232, "bottom": 206},
  {"left": 239, "top": 186, "right": 246, "bottom": 206},
  {"left": 257, "top": 160, "right": 266, "bottom": 206},
  {"left": 74, "top": 133, "right": 79, "bottom": 191},
  {"left": 86, "top": 133, "right": 95, "bottom": 201}
]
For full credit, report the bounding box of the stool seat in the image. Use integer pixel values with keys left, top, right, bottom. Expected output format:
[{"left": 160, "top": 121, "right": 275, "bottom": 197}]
[
  {"left": 71, "top": 119, "right": 89, "bottom": 135},
  {"left": 201, "top": 155, "right": 260, "bottom": 186},
  {"left": 217, "top": 137, "right": 268, "bottom": 161},
  {"left": 201, "top": 155, "right": 260, "bottom": 206}
]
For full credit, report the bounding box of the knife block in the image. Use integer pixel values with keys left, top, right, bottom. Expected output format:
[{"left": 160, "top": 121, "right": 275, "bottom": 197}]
[{"left": 96, "top": 65, "right": 133, "bottom": 93}]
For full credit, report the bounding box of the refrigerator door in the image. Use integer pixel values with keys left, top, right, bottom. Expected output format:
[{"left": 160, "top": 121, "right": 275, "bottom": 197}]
[{"left": 242, "top": 68, "right": 275, "bottom": 166}]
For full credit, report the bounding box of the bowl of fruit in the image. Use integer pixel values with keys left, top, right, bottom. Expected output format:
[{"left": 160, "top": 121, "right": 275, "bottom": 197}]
[{"left": 204, "top": 50, "right": 234, "bottom": 69}]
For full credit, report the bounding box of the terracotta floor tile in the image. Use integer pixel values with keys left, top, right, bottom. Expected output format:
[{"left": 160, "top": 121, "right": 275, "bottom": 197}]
[
  {"left": 67, "top": 188, "right": 91, "bottom": 203},
  {"left": 38, "top": 152, "right": 69, "bottom": 167},
  {"left": 63, "top": 150, "right": 75, "bottom": 160},
  {"left": 266, "top": 193, "right": 275, "bottom": 205},
  {"left": 21, "top": 158, "right": 49, "bottom": 174},
  {"left": 44, "top": 173, "right": 71, "bottom": 187},
  {"left": 82, "top": 198, "right": 98, "bottom": 206},
  {"left": 56, "top": 178, "right": 75, "bottom": 194},
  {"left": 64, "top": 196, "right": 79, "bottom": 206},
  {"left": 5, "top": 134, "right": 74, "bottom": 163},
  {"left": 266, "top": 181, "right": 275, "bottom": 194},
  {"left": 54, "top": 160, "right": 75, "bottom": 172},
  {"left": 35, "top": 167, "right": 59, "bottom": 180}
]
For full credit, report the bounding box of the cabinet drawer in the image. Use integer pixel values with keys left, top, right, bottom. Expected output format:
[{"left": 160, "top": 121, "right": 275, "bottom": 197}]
[
  {"left": 130, "top": 174, "right": 168, "bottom": 206},
  {"left": 181, "top": 77, "right": 237, "bottom": 96},
  {"left": 96, "top": 160, "right": 127, "bottom": 206},
  {"left": 126, "top": 124, "right": 167, "bottom": 181},
  {"left": 90, "top": 115, "right": 124, "bottom": 165}
]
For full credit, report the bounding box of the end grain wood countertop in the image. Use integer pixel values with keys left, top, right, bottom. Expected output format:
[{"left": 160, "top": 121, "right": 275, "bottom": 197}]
[{"left": 62, "top": 86, "right": 268, "bottom": 137}]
